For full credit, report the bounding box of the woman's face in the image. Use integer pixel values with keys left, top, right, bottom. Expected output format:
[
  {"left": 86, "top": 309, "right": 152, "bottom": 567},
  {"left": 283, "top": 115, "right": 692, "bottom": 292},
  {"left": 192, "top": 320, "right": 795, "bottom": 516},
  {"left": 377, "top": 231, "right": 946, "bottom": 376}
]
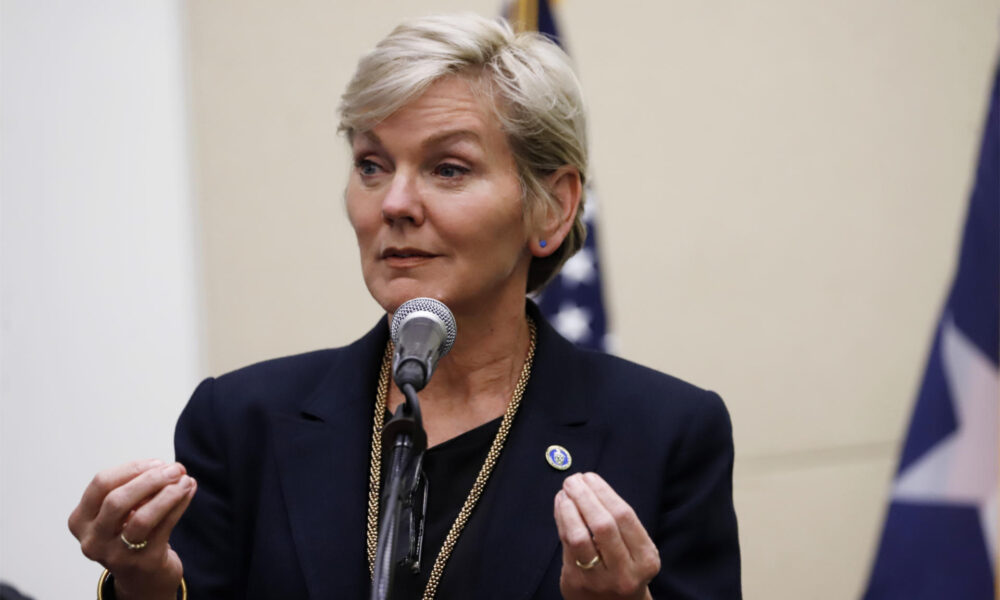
[{"left": 346, "top": 76, "right": 532, "bottom": 317}]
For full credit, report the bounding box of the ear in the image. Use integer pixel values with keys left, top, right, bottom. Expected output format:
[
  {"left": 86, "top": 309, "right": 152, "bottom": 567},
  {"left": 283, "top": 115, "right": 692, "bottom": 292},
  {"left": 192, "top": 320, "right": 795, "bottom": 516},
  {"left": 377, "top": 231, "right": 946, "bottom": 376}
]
[{"left": 530, "top": 166, "right": 582, "bottom": 257}]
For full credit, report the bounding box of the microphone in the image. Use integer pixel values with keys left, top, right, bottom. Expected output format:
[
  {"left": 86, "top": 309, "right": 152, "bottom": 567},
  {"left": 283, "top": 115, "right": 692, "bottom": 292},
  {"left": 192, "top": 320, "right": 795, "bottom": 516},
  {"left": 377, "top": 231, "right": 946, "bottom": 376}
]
[{"left": 390, "top": 297, "right": 457, "bottom": 391}]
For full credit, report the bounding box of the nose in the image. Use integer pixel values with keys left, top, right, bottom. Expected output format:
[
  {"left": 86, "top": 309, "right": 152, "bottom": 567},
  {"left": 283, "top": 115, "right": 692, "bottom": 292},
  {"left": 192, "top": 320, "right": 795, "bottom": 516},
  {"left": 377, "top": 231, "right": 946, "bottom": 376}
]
[{"left": 381, "top": 170, "right": 424, "bottom": 227}]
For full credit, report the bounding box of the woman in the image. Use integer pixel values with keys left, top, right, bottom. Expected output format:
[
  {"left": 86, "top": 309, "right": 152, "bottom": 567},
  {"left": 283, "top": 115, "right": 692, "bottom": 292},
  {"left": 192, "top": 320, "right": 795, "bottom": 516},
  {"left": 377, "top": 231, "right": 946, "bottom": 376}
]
[{"left": 69, "top": 14, "right": 740, "bottom": 599}]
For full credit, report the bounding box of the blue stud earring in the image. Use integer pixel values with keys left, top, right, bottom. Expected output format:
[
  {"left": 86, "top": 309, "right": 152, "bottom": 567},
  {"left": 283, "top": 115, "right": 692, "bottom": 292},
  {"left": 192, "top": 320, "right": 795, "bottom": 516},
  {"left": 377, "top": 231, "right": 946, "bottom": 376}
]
[{"left": 539, "top": 240, "right": 547, "bottom": 248}]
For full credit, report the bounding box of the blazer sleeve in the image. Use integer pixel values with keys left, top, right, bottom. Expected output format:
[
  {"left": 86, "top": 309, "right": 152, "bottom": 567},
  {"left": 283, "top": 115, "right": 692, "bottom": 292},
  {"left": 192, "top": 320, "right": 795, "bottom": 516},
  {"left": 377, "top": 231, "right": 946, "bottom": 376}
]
[
  {"left": 170, "top": 377, "right": 239, "bottom": 599},
  {"left": 652, "top": 391, "right": 741, "bottom": 599}
]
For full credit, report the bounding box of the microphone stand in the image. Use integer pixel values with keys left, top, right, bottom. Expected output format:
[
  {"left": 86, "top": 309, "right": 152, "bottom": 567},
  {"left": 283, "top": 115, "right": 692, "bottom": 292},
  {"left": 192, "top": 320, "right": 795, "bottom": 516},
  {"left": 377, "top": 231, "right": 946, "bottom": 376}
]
[{"left": 370, "top": 381, "right": 427, "bottom": 600}]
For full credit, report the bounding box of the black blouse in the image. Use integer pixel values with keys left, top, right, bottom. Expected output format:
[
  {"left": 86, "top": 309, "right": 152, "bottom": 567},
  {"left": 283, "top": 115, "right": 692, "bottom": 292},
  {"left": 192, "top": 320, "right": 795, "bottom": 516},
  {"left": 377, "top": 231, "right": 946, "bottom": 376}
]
[{"left": 390, "top": 416, "right": 503, "bottom": 599}]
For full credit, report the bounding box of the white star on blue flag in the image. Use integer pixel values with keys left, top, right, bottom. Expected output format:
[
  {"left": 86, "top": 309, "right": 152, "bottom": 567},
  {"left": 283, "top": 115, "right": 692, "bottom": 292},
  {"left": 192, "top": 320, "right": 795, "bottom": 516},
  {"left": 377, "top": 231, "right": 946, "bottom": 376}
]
[{"left": 864, "top": 64, "right": 998, "bottom": 599}]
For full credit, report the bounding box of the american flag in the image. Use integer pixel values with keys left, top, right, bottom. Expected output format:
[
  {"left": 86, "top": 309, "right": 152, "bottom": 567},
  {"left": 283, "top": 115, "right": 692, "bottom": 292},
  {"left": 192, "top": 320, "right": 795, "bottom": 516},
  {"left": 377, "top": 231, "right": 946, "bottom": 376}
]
[
  {"left": 864, "top": 64, "right": 998, "bottom": 599},
  {"left": 505, "top": 0, "right": 613, "bottom": 353}
]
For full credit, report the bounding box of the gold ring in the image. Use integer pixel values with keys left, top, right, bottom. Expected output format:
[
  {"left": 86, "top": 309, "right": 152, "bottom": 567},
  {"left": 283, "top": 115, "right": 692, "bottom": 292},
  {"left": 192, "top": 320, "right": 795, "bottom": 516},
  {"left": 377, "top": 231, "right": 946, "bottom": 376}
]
[
  {"left": 120, "top": 532, "right": 148, "bottom": 551},
  {"left": 575, "top": 554, "right": 601, "bottom": 570}
]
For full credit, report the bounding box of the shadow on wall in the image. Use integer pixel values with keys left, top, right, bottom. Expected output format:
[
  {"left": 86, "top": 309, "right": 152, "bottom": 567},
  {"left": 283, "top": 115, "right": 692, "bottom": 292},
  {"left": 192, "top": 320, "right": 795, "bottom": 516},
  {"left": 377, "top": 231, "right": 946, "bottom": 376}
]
[{"left": 0, "top": 582, "right": 35, "bottom": 600}]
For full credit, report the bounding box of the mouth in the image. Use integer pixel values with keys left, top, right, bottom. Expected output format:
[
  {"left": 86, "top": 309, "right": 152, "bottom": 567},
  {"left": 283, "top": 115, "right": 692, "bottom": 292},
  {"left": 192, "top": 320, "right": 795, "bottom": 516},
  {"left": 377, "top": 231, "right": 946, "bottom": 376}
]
[
  {"left": 382, "top": 247, "right": 438, "bottom": 259},
  {"left": 381, "top": 247, "right": 439, "bottom": 265}
]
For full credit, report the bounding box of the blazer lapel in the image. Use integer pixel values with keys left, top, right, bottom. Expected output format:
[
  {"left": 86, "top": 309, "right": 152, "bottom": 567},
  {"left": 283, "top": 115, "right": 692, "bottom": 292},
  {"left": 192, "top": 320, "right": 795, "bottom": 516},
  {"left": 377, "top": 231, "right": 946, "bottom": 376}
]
[
  {"left": 472, "top": 311, "right": 608, "bottom": 600},
  {"left": 269, "top": 320, "right": 388, "bottom": 598}
]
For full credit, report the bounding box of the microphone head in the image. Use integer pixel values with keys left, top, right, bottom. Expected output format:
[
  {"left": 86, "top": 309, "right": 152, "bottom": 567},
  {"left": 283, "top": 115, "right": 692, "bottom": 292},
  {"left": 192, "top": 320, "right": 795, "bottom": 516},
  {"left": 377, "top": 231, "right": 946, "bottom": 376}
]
[
  {"left": 389, "top": 298, "right": 458, "bottom": 368},
  {"left": 390, "top": 297, "right": 458, "bottom": 358}
]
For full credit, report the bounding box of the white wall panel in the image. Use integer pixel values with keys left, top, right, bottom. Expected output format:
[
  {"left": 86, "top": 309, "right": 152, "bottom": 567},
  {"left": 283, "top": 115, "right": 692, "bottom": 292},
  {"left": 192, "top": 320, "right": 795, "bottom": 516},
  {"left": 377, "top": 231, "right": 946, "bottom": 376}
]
[{"left": 0, "top": 2, "right": 200, "bottom": 597}]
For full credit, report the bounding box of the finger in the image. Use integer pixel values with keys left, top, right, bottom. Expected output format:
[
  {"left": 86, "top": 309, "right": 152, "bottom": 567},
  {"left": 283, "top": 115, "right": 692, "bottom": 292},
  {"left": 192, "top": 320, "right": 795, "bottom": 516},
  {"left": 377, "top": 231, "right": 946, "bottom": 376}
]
[
  {"left": 73, "top": 459, "right": 164, "bottom": 524},
  {"left": 562, "top": 473, "right": 630, "bottom": 569},
  {"left": 554, "top": 489, "right": 600, "bottom": 567},
  {"left": 583, "top": 472, "right": 652, "bottom": 559},
  {"left": 152, "top": 476, "right": 197, "bottom": 545},
  {"left": 123, "top": 475, "right": 196, "bottom": 548},
  {"left": 553, "top": 489, "right": 568, "bottom": 537},
  {"left": 93, "top": 462, "right": 187, "bottom": 538}
]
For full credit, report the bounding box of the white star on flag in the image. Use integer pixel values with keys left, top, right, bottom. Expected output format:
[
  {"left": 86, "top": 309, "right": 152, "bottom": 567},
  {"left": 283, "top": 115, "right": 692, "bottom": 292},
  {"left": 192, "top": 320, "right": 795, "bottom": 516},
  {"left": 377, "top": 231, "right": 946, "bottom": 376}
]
[
  {"left": 892, "top": 315, "right": 999, "bottom": 564},
  {"left": 582, "top": 188, "right": 598, "bottom": 224},
  {"left": 553, "top": 303, "right": 592, "bottom": 343},
  {"left": 559, "top": 248, "right": 596, "bottom": 287}
]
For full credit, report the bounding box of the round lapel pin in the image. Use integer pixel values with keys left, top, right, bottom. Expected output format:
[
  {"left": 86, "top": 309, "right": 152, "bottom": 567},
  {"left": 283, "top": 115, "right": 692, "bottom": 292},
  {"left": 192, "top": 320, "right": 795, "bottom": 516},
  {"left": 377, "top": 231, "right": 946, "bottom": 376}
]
[{"left": 545, "top": 444, "right": 572, "bottom": 471}]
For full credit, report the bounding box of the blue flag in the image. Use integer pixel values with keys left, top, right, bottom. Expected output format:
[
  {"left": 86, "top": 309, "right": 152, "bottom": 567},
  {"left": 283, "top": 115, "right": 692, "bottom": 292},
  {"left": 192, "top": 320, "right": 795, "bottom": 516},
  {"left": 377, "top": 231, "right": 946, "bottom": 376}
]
[
  {"left": 864, "top": 65, "right": 999, "bottom": 598},
  {"left": 504, "top": 0, "right": 612, "bottom": 353}
]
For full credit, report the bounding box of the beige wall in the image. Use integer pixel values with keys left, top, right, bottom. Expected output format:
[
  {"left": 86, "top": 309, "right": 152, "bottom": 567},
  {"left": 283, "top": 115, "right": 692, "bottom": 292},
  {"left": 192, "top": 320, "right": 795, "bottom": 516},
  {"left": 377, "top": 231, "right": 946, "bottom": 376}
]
[{"left": 185, "top": 1, "right": 999, "bottom": 597}]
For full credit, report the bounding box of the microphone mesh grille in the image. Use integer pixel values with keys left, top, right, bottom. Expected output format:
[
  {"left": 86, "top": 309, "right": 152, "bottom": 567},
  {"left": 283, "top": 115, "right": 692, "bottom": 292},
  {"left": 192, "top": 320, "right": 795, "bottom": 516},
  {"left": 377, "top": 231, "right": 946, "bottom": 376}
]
[{"left": 390, "top": 297, "right": 458, "bottom": 355}]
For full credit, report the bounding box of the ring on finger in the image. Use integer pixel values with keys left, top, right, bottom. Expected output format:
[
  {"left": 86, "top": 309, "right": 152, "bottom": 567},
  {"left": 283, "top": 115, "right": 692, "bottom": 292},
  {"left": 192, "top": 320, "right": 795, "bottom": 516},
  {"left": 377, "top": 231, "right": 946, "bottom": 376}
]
[
  {"left": 120, "top": 532, "right": 148, "bottom": 551},
  {"left": 575, "top": 554, "right": 601, "bottom": 570}
]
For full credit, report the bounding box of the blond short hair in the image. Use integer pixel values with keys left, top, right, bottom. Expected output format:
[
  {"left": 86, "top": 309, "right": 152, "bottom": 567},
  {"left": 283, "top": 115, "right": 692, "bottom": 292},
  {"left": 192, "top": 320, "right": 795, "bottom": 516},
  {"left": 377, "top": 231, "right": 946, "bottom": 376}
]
[{"left": 338, "top": 14, "right": 588, "bottom": 293}]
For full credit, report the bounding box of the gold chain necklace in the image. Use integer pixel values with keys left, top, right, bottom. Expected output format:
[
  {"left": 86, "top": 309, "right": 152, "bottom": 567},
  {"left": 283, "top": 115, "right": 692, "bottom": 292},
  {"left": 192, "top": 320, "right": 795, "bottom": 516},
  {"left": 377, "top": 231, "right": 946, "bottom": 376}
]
[{"left": 366, "top": 317, "right": 537, "bottom": 600}]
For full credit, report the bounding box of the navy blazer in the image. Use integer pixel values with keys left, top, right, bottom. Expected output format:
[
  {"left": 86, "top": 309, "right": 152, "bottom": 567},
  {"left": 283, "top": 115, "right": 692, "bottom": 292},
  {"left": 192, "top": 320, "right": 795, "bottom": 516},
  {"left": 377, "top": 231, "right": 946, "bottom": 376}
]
[{"left": 171, "top": 306, "right": 741, "bottom": 598}]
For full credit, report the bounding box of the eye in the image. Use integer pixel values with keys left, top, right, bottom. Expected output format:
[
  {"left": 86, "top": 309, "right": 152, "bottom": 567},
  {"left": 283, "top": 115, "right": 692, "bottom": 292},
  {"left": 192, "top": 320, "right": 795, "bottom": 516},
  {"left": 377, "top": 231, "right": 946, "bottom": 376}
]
[
  {"left": 434, "top": 163, "right": 469, "bottom": 179},
  {"left": 355, "top": 158, "right": 381, "bottom": 177}
]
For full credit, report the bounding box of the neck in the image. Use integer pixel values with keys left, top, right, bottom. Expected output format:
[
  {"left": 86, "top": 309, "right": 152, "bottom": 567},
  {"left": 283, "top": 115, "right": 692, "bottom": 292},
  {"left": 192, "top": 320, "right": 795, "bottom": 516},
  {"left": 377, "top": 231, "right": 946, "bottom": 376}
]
[{"left": 387, "top": 299, "right": 531, "bottom": 446}]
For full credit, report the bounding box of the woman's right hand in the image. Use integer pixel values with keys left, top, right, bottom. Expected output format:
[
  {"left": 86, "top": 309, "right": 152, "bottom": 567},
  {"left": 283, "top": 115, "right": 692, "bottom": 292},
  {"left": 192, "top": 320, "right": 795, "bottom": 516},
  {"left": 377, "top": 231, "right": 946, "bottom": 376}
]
[{"left": 68, "top": 459, "right": 197, "bottom": 600}]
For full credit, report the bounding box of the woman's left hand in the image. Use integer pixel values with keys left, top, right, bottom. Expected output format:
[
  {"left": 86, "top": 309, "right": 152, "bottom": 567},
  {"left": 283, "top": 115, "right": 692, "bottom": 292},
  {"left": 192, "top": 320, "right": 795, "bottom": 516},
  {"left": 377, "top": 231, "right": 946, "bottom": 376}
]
[{"left": 554, "top": 472, "right": 660, "bottom": 600}]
